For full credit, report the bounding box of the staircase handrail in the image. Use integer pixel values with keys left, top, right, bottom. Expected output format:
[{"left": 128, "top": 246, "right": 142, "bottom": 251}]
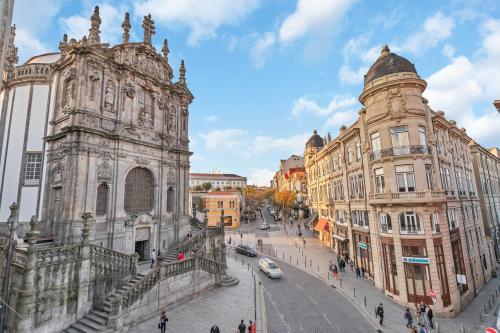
[{"left": 89, "top": 244, "right": 138, "bottom": 277}]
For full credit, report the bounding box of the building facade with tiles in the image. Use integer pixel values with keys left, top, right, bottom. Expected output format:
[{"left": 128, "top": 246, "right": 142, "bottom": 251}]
[
  {"left": 305, "top": 45, "right": 493, "bottom": 315},
  {"left": 204, "top": 191, "right": 242, "bottom": 228}
]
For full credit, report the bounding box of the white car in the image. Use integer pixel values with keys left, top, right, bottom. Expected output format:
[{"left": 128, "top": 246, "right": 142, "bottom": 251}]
[
  {"left": 259, "top": 223, "right": 270, "bottom": 230},
  {"left": 259, "top": 258, "right": 282, "bottom": 278}
]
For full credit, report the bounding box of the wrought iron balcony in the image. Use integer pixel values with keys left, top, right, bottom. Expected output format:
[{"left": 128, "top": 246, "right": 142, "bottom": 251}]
[{"left": 370, "top": 145, "right": 431, "bottom": 161}]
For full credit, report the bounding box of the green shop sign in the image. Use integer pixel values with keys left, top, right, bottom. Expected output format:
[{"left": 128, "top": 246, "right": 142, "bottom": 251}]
[
  {"left": 402, "top": 257, "right": 430, "bottom": 264},
  {"left": 358, "top": 242, "right": 368, "bottom": 250}
]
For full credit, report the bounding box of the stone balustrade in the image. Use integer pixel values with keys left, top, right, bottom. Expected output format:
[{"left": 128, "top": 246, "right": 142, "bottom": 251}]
[
  {"left": 11, "top": 63, "right": 52, "bottom": 81},
  {"left": 35, "top": 244, "right": 81, "bottom": 267},
  {"left": 89, "top": 244, "right": 137, "bottom": 277}
]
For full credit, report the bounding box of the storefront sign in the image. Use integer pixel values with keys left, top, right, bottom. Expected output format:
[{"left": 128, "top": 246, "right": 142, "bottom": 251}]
[
  {"left": 358, "top": 242, "right": 368, "bottom": 250},
  {"left": 457, "top": 274, "right": 467, "bottom": 284},
  {"left": 402, "top": 257, "right": 430, "bottom": 264}
]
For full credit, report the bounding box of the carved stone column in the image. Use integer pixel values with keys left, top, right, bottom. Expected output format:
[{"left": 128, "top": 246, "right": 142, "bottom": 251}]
[
  {"left": 15, "top": 216, "right": 39, "bottom": 332},
  {"left": 76, "top": 213, "right": 92, "bottom": 319}
]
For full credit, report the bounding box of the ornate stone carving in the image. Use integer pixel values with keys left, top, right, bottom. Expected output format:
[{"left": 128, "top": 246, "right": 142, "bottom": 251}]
[
  {"left": 123, "top": 81, "right": 135, "bottom": 98},
  {"left": 88, "top": 6, "right": 101, "bottom": 45},
  {"left": 157, "top": 94, "right": 168, "bottom": 111},
  {"left": 89, "top": 70, "right": 100, "bottom": 101},
  {"left": 122, "top": 12, "right": 131, "bottom": 43},
  {"left": 137, "top": 108, "right": 153, "bottom": 129},
  {"left": 51, "top": 165, "right": 63, "bottom": 186},
  {"left": 104, "top": 80, "right": 116, "bottom": 111},
  {"left": 142, "top": 14, "right": 155, "bottom": 45},
  {"left": 168, "top": 107, "right": 177, "bottom": 131},
  {"left": 97, "top": 159, "right": 112, "bottom": 183},
  {"left": 167, "top": 168, "right": 176, "bottom": 184},
  {"left": 79, "top": 114, "right": 98, "bottom": 127},
  {"left": 387, "top": 88, "right": 406, "bottom": 119},
  {"left": 135, "top": 157, "right": 150, "bottom": 167}
]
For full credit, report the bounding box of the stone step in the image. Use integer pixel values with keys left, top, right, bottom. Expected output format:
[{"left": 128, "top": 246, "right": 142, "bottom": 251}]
[
  {"left": 71, "top": 323, "right": 96, "bottom": 333},
  {"left": 63, "top": 328, "right": 82, "bottom": 333},
  {"left": 84, "top": 312, "right": 107, "bottom": 326},
  {"left": 79, "top": 317, "right": 106, "bottom": 331},
  {"left": 90, "top": 309, "right": 109, "bottom": 321}
]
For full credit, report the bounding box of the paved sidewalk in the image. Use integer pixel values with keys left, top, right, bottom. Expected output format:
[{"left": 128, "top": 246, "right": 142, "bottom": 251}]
[{"left": 132, "top": 255, "right": 259, "bottom": 333}]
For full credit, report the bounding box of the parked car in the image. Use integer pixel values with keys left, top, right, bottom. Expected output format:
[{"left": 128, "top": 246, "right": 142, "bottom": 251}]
[
  {"left": 235, "top": 245, "right": 257, "bottom": 257},
  {"left": 259, "top": 258, "right": 282, "bottom": 278},
  {"left": 259, "top": 223, "right": 270, "bottom": 230}
]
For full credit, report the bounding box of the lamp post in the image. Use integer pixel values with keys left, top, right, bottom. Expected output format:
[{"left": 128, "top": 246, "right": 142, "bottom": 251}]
[{"left": 0, "top": 202, "right": 18, "bottom": 333}]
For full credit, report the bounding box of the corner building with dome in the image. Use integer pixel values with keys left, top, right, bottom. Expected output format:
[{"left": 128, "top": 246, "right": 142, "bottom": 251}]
[
  {"left": 305, "top": 45, "right": 494, "bottom": 315},
  {"left": 0, "top": 7, "right": 192, "bottom": 260}
]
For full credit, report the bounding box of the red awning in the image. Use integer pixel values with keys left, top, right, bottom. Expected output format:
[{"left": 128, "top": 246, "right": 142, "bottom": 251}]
[{"left": 314, "top": 218, "right": 329, "bottom": 232}]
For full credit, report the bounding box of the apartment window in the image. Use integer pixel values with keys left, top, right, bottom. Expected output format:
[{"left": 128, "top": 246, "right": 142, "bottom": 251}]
[
  {"left": 374, "top": 168, "right": 385, "bottom": 194},
  {"left": 432, "top": 212, "right": 440, "bottom": 233},
  {"left": 347, "top": 147, "right": 353, "bottom": 164},
  {"left": 390, "top": 126, "right": 409, "bottom": 155},
  {"left": 445, "top": 168, "right": 453, "bottom": 193},
  {"left": 379, "top": 213, "right": 392, "bottom": 232},
  {"left": 395, "top": 165, "right": 415, "bottom": 192},
  {"left": 353, "top": 210, "right": 369, "bottom": 228},
  {"left": 457, "top": 170, "right": 464, "bottom": 193},
  {"left": 355, "top": 142, "right": 361, "bottom": 161},
  {"left": 440, "top": 167, "right": 448, "bottom": 190},
  {"left": 24, "top": 152, "right": 43, "bottom": 185},
  {"left": 399, "top": 212, "right": 422, "bottom": 234},
  {"left": 447, "top": 209, "right": 457, "bottom": 230},
  {"left": 418, "top": 126, "right": 427, "bottom": 146},
  {"left": 425, "top": 164, "right": 434, "bottom": 190},
  {"left": 217, "top": 201, "right": 223, "bottom": 209},
  {"left": 357, "top": 174, "right": 365, "bottom": 198},
  {"left": 371, "top": 132, "right": 381, "bottom": 154}
]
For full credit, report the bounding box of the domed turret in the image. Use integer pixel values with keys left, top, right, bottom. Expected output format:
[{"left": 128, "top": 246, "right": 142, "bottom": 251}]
[
  {"left": 305, "top": 129, "right": 324, "bottom": 150},
  {"left": 364, "top": 45, "right": 418, "bottom": 86}
]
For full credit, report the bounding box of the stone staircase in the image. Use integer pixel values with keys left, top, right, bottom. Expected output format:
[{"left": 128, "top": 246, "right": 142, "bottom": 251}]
[{"left": 62, "top": 273, "right": 147, "bottom": 333}]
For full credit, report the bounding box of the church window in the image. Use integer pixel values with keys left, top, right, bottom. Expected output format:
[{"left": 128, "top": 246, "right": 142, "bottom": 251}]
[
  {"left": 96, "top": 183, "right": 109, "bottom": 216},
  {"left": 24, "top": 152, "right": 43, "bottom": 185},
  {"left": 124, "top": 167, "right": 155, "bottom": 214},
  {"left": 167, "top": 187, "right": 175, "bottom": 212}
]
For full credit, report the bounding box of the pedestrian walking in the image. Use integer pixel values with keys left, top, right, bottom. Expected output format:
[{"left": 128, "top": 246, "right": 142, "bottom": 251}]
[
  {"left": 151, "top": 249, "right": 156, "bottom": 268},
  {"left": 238, "top": 319, "right": 246, "bottom": 333},
  {"left": 240, "top": 232, "right": 243, "bottom": 244},
  {"left": 210, "top": 324, "right": 220, "bottom": 333},
  {"left": 414, "top": 303, "right": 421, "bottom": 325},
  {"left": 228, "top": 236, "right": 232, "bottom": 245},
  {"left": 360, "top": 266, "right": 365, "bottom": 278},
  {"left": 158, "top": 311, "right": 168, "bottom": 333},
  {"left": 177, "top": 250, "right": 185, "bottom": 261},
  {"left": 339, "top": 258, "right": 345, "bottom": 273},
  {"left": 427, "top": 307, "right": 434, "bottom": 329},
  {"left": 355, "top": 266, "right": 361, "bottom": 278},
  {"left": 248, "top": 320, "right": 256, "bottom": 333},
  {"left": 376, "top": 303, "right": 384, "bottom": 325},
  {"left": 404, "top": 307, "right": 413, "bottom": 328},
  {"left": 349, "top": 259, "right": 354, "bottom": 272},
  {"left": 418, "top": 301, "right": 427, "bottom": 324}
]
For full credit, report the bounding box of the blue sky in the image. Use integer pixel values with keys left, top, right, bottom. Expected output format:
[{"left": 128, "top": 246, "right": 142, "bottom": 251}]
[{"left": 12, "top": 0, "right": 500, "bottom": 185}]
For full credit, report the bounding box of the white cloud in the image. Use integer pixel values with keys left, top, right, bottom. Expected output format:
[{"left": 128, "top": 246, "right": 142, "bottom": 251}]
[
  {"left": 442, "top": 44, "right": 456, "bottom": 58},
  {"left": 60, "top": 3, "right": 126, "bottom": 45},
  {"left": 250, "top": 31, "right": 276, "bottom": 68},
  {"left": 325, "top": 109, "right": 358, "bottom": 129},
  {"left": 248, "top": 169, "right": 275, "bottom": 186},
  {"left": 291, "top": 94, "right": 357, "bottom": 117},
  {"left": 279, "top": 0, "right": 356, "bottom": 43},
  {"left": 203, "top": 115, "right": 219, "bottom": 123},
  {"left": 199, "top": 129, "right": 247, "bottom": 151},
  {"left": 339, "top": 65, "right": 368, "bottom": 85},
  {"left": 250, "top": 133, "right": 310, "bottom": 155},
  {"left": 15, "top": 29, "right": 51, "bottom": 61},
  {"left": 397, "top": 12, "right": 455, "bottom": 55},
  {"left": 135, "top": 0, "right": 260, "bottom": 46},
  {"left": 424, "top": 18, "right": 500, "bottom": 146}
]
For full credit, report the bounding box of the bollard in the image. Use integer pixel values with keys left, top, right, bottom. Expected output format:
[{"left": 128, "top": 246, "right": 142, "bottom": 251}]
[
  {"left": 489, "top": 299, "right": 492, "bottom": 310},
  {"left": 354, "top": 288, "right": 356, "bottom": 297},
  {"left": 317, "top": 266, "right": 319, "bottom": 272},
  {"left": 290, "top": 255, "right": 292, "bottom": 262},
  {"left": 340, "top": 279, "right": 342, "bottom": 288},
  {"left": 310, "top": 260, "right": 312, "bottom": 268},
  {"left": 297, "top": 258, "right": 299, "bottom": 265},
  {"left": 364, "top": 296, "right": 366, "bottom": 307},
  {"left": 484, "top": 304, "right": 488, "bottom": 313},
  {"left": 461, "top": 324, "right": 465, "bottom": 333},
  {"left": 283, "top": 253, "right": 285, "bottom": 259},
  {"left": 304, "top": 259, "right": 306, "bottom": 268},
  {"left": 305, "top": 255, "right": 307, "bottom": 263},
  {"left": 479, "top": 311, "right": 483, "bottom": 321}
]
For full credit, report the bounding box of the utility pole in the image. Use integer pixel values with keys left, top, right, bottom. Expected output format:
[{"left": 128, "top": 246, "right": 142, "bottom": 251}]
[{"left": 0, "top": 202, "right": 18, "bottom": 332}]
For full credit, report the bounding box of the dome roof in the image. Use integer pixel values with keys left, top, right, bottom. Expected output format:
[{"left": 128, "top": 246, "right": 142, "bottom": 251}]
[
  {"left": 305, "top": 130, "right": 324, "bottom": 149},
  {"left": 364, "top": 45, "right": 417, "bottom": 86},
  {"left": 24, "top": 52, "right": 61, "bottom": 64}
]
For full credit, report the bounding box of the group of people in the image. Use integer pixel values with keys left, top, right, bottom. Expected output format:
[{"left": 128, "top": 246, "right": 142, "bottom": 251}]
[
  {"left": 404, "top": 301, "right": 434, "bottom": 332},
  {"left": 256, "top": 238, "right": 264, "bottom": 248},
  {"left": 237, "top": 319, "right": 256, "bottom": 333}
]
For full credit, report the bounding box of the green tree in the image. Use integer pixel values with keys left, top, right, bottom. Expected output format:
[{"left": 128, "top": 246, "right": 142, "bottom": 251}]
[{"left": 202, "top": 182, "right": 212, "bottom": 191}]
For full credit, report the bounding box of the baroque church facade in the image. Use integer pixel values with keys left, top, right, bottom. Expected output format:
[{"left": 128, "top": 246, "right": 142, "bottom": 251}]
[{"left": 0, "top": 7, "right": 192, "bottom": 259}]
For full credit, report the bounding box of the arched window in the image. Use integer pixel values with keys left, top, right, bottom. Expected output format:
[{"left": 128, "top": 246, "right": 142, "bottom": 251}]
[
  {"left": 399, "top": 212, "right": 422, "bottom": 234},
  {"left": 96, "top": 183, "right": 109, "bottom": 216},
  {"left": 167, "top": 187, "right": 175, "bottom": 213},
  {"left": 124, "top": 167, "right": 154, "bottom": 214},
  {"left": 379, "top": 213, "right": 392, "bottom": 232}
]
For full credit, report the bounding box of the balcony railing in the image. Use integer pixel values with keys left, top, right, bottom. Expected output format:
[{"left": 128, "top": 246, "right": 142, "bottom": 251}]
[
  {"left": 369, "top": 191, "right": 448, "bottom": 203},
  {"left": 370, "top": 145, "right": 431, "bottom": 161}
]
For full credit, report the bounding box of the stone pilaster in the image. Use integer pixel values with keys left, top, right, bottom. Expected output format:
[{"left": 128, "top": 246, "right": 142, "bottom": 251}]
[{"left": 76, "top": 213, "right": 92, "bottom": 319}]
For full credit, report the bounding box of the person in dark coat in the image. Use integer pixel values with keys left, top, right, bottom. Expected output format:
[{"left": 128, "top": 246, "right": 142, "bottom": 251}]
[
  {"left": 210, "top": 324, "right": 220, "bottom": 333},
  {"left": 376, "top": 303, "right": 384, "bottom": 325},
  {"left": 427, "top": 307, "right": 434, "bottom": 329},
  {"left": 158, "top": 311, "right": 168, "bottom": 333},
  {"left": 404, "top": 307, "right": 413, "bottom": 328},
  {"left": 238, "top": 320, "right": 246, "bottom": 333}
]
